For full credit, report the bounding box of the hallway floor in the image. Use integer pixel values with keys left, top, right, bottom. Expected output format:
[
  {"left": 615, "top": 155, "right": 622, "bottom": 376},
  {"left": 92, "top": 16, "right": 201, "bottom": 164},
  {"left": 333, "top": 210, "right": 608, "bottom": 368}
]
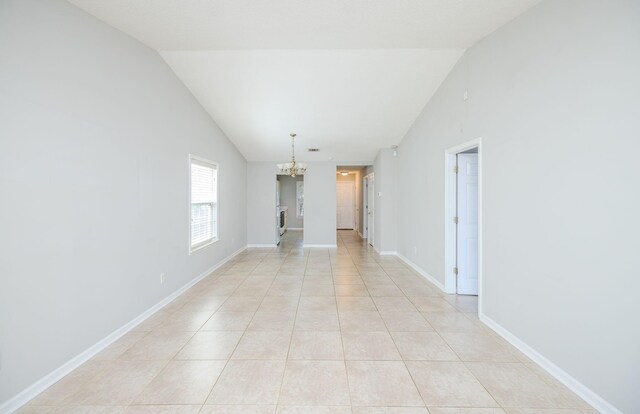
[{"left": 21, "top": 230, "right": 594, "bottom": 413}]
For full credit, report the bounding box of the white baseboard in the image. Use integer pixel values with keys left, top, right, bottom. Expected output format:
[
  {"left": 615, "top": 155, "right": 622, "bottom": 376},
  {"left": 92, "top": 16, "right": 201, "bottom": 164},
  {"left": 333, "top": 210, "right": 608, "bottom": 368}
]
[
  {"left": 0, "top": 246, "right": 247, "bottom": 414},
  {"left": 287, "top": 227, "right": 303, "bottom": 231},
  {"left": 395, "top": 253, "right": 446, "bottom": 292},
  {"left": 479, "top": 313, "right": 619, "bottom": 414},
  {"left": 246, "top": 244, "right": 277, "bottom": 248},
  {"left": 379, "top": 250, "right": 398, "bottom": 256},
  {"left": 303, "top": 244, "right": 338, "bottom": 248}
]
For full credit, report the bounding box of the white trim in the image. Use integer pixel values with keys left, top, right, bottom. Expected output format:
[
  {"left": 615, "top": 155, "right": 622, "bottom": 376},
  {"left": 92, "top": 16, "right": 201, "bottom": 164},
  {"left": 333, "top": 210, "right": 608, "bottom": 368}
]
[
  {"left": 444, "top": 138, "right": 482, "bottom": 303},
  {"left": 246, "top": 244, "right": 277, "bottom": 248},
  {"left": 303, "top": 244, "right": 338, "bottom": 248},
  {"left": 378, "top": 251, "right": 397, "bottom": 256},
  {"left": 479, "top": 313, "right": 621, "bottom": 414},
  {"left": 0, "top": 246, "right": 246, "bottom": 414},
  {"left": 395, "top": 253, "right": 446, "bottom": 292},
  {"left": 287, "top": 227, "right": 303, "bottom": 231}
]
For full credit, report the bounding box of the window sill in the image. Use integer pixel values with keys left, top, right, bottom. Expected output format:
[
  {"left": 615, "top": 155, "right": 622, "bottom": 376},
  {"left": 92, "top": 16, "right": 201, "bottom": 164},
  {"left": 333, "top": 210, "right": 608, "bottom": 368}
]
[{"left": 189, "top": 237, "right": 219, "bottom": 255}]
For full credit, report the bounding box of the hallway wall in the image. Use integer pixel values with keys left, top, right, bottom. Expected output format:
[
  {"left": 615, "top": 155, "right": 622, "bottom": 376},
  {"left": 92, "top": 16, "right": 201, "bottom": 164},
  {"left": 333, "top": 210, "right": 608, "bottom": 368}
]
[
  {"left": 394, "top": 0, "right": 640, "bottom": 411},
  {"left": 0, "top": 0, "right": 247, "bottom": 406},
  {"left": 247, "top": 161, "right": 337, "bottom": 247}
]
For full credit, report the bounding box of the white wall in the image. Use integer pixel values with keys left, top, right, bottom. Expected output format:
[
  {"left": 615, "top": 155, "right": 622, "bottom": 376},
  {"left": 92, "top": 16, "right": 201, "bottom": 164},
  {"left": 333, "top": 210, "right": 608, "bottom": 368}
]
[
  {"left": 0, "top": 0, "right": 247, "bottom": 406},
  {"left": 303, "top": 162, "right": 337, "bottom": 246},
  {"left": 395, "top": 0, "right": 640, "bottom": 412},
  {"left": 278, "top": 175, "right": 303, "bottom": 229},
  {"left": 247, "top": 162, "right": 279, "bottom": 245},
  {"left": 373, "top": 149, "right": 398, "bottom": 253}
]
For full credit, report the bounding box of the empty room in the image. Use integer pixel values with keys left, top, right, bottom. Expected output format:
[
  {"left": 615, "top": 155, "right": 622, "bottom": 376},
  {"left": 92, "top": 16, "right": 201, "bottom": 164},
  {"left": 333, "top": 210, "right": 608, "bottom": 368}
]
[{"left": 1, "top": 0, "right": 639, "bottom": 413}]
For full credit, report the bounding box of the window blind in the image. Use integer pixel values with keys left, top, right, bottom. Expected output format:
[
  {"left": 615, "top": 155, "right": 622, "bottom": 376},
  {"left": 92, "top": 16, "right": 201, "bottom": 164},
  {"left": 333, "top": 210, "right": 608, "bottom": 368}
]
[{"left": 190, "top": 159, "right": 218, "bottom": 248}]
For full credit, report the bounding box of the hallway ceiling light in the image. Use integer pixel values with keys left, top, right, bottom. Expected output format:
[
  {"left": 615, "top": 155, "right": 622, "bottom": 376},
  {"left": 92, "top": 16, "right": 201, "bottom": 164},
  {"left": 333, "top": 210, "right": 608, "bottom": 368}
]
[
  {"left": 340, "top": 171, "right": 349, "bottom": 176},
  {"left": 277, "top": 133, "right": 307, "bottom": 177}
]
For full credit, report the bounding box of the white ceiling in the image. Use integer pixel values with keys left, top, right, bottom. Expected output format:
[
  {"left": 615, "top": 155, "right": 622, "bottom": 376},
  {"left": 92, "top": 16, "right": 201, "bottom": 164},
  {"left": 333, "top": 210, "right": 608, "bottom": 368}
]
[{"left": 68, "top": 0, "right": 541, "bottom": 162}]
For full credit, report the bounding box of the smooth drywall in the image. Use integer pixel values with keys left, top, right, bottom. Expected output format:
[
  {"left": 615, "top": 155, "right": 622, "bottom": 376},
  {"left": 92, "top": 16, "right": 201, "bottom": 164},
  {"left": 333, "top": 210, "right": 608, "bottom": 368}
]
[
  {"left": 303, "top": 162, "right": 337, "bottom": 246},
  {"left": 0, "top": 0, "right": 247, "bottom": 406},
  {"left": 373, "top": 149, "right": 397, "bottom": 253},
  {"left": 395, "top": 0, "right": 640, "bottom": 411},
  {"left": 278, "top": 175, "right": 303, "bottom": 229},
  {"left": 247, "top": 162, "right": 279, "bottom": 245}
]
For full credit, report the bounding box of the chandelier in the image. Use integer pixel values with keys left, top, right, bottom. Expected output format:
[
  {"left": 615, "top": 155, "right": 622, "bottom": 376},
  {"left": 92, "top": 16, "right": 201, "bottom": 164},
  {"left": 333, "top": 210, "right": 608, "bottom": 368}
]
[{"left": 277, "top": 133, "right": 307, "bottom": 177}]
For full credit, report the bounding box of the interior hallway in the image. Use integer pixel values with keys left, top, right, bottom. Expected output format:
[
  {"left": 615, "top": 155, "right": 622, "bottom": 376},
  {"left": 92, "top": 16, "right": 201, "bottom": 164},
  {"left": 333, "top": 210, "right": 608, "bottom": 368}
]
[{"left": 21, "top": 230, "right": 593, "bottom": 413}]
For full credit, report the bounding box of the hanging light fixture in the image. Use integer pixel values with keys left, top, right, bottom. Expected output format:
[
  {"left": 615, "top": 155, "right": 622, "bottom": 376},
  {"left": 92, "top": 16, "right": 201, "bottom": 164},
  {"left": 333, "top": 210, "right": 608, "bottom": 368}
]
[{"left": 277, "top": 133, "right": 307, "bottom": 177}]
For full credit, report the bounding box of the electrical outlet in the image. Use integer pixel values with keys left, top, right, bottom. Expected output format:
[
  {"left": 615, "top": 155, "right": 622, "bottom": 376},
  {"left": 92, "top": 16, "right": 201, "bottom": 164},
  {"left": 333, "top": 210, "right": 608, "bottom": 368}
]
[{"left": 160, "top": 273, "right": 166, "bottom": 284}]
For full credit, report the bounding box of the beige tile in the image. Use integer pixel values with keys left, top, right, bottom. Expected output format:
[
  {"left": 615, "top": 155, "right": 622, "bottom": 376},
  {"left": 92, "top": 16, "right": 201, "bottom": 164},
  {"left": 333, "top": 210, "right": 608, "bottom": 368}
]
[
  {"left": 295, "top": 311, "right": 340, "bottom": 331},
  {"left": 207, "top": 360, "right": 286, "bottom": 404},
  {"left": 125, "top": 406, "right": 202, "bottom": 413},
  {"left": 391, "top": 332, "right": 459, "bottom": 361},
  {"left": 406, "top": 361, "right": 498, "bottom": 407},
  {"left": 342, "top": 332, "right": 401, "bottom": 360},
  {"left": 260, "top": 295, "right": 300, "bottom": 310},
  {"left": 335, "top": 284, "right": 370, "bottom": 297},
  {"left": 409, "top": 297, "right": 456, "bottom": 313},
  {"left": 366, "top": 284, "right": 404, "bottom": 297},
  {"left": 299, "top": 296, "right": 337, "bottom": 311},
  {"left": 175, "top": 331, "right": 243, "bottom": 360},
  {"left": 219, "top": 296, "right": 263, "bottom": 312},
  {"left": 337, "top": 296, "right": 377, "bottom": 311},
  {"left": 201, "top": 406, "right": 276, "bottom": 414},
  {"left": 200, "top": 311, "right": 255, "bottom": 331},
  {"left": 379, "top": 312, "right": 434, "bottom": 332},
  {"left": 279, "top": 360, "right": 351, "bottom": 405},
  {"left": 466, "top": 362, "right": 579, "bottom": 408},
  {"left": 346, "top": 361, "right": 423, "bottom": 406},
  {"left": 120, "top": 331, "right": 193, "bottom": 360},
  {"left": 71, "top": 360, "right": 167, "bottom": 405},
  {"left": 427, "top": 409, "right": 505, "bottom": 414},
  {"left": 372, "top": 296, "right": 417, "bottom": 312},
  {"left": 248, "top": 311, "right": 296, "bottom": 330},
  {"left": 278, "top": 406, "right": 351, "bottom": 414},
  {"left": 232, "top": 330, "right": 292, "bottom": 359},
  {"left": 421, "top": 312, "right": 482, "bottom": 333},
  {"left": 504, "top": 410, "right": 582, "bottom": 414},
  {"left": 339, "top": 311, "right": 387, "bottom": 332},
  {"left": 439, "top": 332, "right": 519, "bottom": 362},
  {"left": 289, "top": 331, "right": 344, "bottom": 360},
  {"left": 134, "top": 360, "right": 225, "bottom": 404},
  {"left": 92, "top": 331, "right": 148, "bottom": 361},
  {"left": 352, "top": 408, "right": 429, "bottom": 414},
  {"left": 18, "top": 407, "right": 126, "bottom": 414}
]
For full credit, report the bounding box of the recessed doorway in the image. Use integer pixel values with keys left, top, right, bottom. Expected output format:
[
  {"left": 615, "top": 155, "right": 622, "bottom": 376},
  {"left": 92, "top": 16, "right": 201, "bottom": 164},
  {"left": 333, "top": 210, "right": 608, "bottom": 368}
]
[{"left": 445, "top": 139, "right": 482, "bottom": 306}]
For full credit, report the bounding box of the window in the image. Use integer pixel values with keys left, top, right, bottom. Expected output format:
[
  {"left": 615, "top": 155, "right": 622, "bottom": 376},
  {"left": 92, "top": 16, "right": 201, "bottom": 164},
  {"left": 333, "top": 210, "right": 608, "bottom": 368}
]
[
  {"left": 189, "top": 156, "right": 218, "bottom": 253},
  {"left": 296, "top": 181, "right": 304, "bottom": 218}
]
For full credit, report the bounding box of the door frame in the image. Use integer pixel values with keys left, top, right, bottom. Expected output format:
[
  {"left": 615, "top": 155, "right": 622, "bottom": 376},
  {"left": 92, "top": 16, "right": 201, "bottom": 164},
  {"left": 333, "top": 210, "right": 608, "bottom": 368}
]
[
  {"left": 444, "top": 138, "right": 483, "bottom": 309},
  {"left": 336, "top": 181, "right": 356, "bottom": 230},
  {"left": 364, "top": 173, "right": 375, "bottom": 246}
]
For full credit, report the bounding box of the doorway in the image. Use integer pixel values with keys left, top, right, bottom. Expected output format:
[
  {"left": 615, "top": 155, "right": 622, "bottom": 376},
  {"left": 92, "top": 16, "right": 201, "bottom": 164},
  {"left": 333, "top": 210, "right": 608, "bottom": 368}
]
[
  {"left": 276, "top": 174, "right": 304, "bottom": 246},
  {"left": 445, "top": 139, "right": 482, "bottom": 302},
  {"left": 336, "top": 181, "right": 355, "bottom": 229}
]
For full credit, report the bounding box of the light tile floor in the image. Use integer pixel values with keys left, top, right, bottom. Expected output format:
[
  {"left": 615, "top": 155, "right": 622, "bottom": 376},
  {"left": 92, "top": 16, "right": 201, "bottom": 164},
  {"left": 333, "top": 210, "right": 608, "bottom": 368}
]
[{"left": 20, "top": 230, "right": 597, "bottom": 413}]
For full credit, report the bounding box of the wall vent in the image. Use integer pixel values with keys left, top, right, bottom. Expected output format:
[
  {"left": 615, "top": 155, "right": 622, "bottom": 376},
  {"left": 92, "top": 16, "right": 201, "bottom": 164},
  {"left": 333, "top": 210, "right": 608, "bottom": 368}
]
[{"left": 308, "top": 148, "right": 320, "bottom": 152}]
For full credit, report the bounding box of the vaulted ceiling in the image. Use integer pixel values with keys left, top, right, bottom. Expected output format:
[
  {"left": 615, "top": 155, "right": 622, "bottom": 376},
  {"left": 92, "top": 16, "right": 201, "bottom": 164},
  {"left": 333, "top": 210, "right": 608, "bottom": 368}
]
[{"left": 68, "top": 0, "right": 541, "bottom": 163}]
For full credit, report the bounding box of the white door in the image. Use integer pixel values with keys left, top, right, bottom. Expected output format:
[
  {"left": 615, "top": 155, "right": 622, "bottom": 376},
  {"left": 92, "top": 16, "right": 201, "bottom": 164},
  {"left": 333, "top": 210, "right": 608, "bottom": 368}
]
[
  {"left": 336, "top": 182, "right": 355, "bottom": 229},
  {"left": 366, "top": 175, "right": 374, "bottom": 246},
  {"left": 456, "top": 153, "right": 479, "bottom": 295}
]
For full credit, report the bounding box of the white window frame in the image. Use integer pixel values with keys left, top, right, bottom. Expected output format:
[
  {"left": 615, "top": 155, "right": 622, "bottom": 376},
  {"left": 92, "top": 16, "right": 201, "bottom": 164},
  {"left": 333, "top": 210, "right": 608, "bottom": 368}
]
[
  {"left": 296, "top": 181, "right": 304, "bottom": 218},
  {"left": 189, "top": 155, "right": 219, "bottom": 254}
]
